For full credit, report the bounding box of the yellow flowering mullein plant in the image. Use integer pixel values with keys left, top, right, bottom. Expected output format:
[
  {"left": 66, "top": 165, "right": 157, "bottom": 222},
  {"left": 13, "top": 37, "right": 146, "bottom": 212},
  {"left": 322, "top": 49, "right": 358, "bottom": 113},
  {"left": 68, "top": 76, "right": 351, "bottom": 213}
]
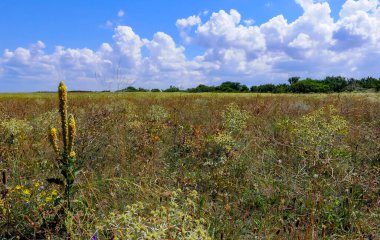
[
  {"left": 49, "top": 81, "right": 77, "bottom": 210},
  {"left": 49, "top": 127, "right": 59, "bottom": 154}
]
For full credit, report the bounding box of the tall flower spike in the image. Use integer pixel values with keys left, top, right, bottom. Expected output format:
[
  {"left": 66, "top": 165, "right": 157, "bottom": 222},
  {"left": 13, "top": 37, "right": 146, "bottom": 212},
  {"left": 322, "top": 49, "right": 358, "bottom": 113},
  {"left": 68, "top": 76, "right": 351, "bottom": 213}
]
[
  {"left": 68, "top": 114, "right": 76, "bottom": 154},
  {"left": 58, "top": 81, "right": 68, "bottom": 154},
  {"left": 49, "top": 127, "right": 60, "bottom": 154}
]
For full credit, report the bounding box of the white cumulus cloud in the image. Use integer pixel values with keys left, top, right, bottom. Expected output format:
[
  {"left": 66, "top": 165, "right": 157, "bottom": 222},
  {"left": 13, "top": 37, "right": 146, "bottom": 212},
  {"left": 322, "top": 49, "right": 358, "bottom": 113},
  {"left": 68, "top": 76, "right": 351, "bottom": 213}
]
[{"left": 1, "top": 0, "right": 380, "bottom": 91}]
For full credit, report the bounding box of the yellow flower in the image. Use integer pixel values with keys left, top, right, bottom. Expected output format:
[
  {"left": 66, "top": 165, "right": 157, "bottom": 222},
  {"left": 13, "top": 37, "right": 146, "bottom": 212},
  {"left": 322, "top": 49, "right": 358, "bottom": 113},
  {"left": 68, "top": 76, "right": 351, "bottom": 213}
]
[
  {"left": 23, "top": 189, "right": 31, "bottom": 195},
  {"left": 68, "top": 114, "right": 76, "bottom": 152},
  {"left": 45, "top": 196, "right": 53, "bottom": 202},
  {"left": 51, "top": 189, "right": 58, "bottom": 196},
  {"left": 15, "top": 185, "right": 22, "bottom": 190},
  {"left": 152, "top": 135, "right": 160, "bottom": 141},
  {"left": 69, "top": 151, "right": 76, "bottom": 158},
  {"left": 58, "top": 81, "right": 68, "bottom": 152},
  {"left": 224, "top": 204, "right": 231, "bottom": 212},
  {"left": 34, "top": 182, "right": 40, "bottom": 188},
  {"left": 58, "top": 81, "right": 67, "bottom": 92},
  {"left": 50, "top": 127, "right": 57, "bottom": 135},
  {"left": 49, "top": 127, "right": 59, "bottom": 154}
]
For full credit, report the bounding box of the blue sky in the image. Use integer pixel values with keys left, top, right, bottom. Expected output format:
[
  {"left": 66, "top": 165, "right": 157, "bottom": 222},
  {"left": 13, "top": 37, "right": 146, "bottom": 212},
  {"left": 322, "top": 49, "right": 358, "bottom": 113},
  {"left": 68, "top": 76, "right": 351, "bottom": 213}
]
[{"left": 0, "top": 0, "right": 379, "bottom": 92}]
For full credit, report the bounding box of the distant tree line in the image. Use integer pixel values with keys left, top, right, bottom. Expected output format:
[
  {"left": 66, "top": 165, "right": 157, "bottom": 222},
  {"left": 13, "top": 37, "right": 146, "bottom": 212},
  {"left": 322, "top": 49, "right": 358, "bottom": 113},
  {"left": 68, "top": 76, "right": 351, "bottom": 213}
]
[{"left": 117, "top": 76, "right": 380, "bottom": 93}]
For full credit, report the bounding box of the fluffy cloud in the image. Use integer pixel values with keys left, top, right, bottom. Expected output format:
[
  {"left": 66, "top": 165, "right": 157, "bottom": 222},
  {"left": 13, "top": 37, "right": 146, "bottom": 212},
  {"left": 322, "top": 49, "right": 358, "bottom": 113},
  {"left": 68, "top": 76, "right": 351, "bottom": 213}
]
[
  {"left": 176, "top": 15, "right": 201, "bottom": 28},
  {"left": 196, "top": 9, "right": 266, "bottom": 53},
  {"left": 113, "top": 26, "right": 144, "bottom": 69},
  {"left": 187, "top": 0, "right": 380, "bottom": 81},
  {"left": 288, "top": 33, "right": 314, "bottom": 49},
  {"left": 334, "top": 0, "right": 380, "bottom": 51},
  {"left": 1, "top": 0, "right": 380, "bottom": 91},
  {"left": 339, "top": 0, "right": 379, "bottom": 17},
  {"left": 176, "top": 15, "right": 201, "bottom": 44},
  {"left": 118, "top": 10, "right": 125, "bottom": 18}
]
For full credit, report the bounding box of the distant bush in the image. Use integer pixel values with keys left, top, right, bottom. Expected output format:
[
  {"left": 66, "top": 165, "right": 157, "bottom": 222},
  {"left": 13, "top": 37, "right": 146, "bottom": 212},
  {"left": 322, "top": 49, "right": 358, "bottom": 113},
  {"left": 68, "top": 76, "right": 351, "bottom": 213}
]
[
  {"left": 117, "top": 86, "right": 149, "bottom": 92},
  {"left": 323, "top": 76, "right": 348, "bottom": 92},
  {"left": 117, "top": 76, "right": 380, "bottom": 94},
  {"left": 216, "top": 81, "right": 249, "bottom": 92},
  {"left": 163, "top": 86, "right": 181, "bottom": 92},
  {"left": 290, "top": 79, "right": 331, "bottom": 93},
  {"left": 251, "top": 84, "right": 276, "bottom": 93},
  {"left": 288, "top": 76, "right": 300, "bottom": 85},
  {"left": 188, "top": 84, "right": 216, "bottom": 93}
]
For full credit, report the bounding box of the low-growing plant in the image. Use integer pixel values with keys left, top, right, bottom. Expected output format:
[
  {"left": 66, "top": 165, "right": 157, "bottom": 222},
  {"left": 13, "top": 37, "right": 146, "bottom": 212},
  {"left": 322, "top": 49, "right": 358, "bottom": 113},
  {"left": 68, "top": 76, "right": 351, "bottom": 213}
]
[
  {"left": 0, "top": 118, "right": 32, "bottom": 146},
  {"left": 221, "top": 102, "right": 249, "bottom": 135},
  {"left": 94, "top": 189, "right": 211, "bottom": 239},
  {"left": 291, "top": 105, "right": 349, "bottom": 159},
  {"left": 0, "top": 181, "right": 61, "bottom": 237},
  {"left": 146, "top": 105, "right": 170, "bottom": 123}
]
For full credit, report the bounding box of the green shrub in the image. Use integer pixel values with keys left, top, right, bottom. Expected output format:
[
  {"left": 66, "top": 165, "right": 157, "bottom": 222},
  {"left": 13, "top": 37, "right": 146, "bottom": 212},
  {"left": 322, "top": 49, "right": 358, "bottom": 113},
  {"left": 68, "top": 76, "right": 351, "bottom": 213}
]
[{"left": 291, "top": 79, "right": 330, "bottom": 93}]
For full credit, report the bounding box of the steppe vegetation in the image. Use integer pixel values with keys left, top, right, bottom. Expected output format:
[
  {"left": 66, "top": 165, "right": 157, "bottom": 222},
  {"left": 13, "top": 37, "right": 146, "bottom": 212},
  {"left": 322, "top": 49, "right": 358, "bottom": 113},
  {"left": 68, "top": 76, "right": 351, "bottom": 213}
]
[{"left": 0, "top": 85, "right": 379, "bottom": 239}]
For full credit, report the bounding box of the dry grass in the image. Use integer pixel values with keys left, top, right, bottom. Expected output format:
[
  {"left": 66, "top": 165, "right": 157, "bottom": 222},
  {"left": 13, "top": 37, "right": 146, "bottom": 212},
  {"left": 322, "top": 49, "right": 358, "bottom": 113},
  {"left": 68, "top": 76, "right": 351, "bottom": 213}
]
[{"left": 0, "top": 92, "right": 379, "bottom": 239}]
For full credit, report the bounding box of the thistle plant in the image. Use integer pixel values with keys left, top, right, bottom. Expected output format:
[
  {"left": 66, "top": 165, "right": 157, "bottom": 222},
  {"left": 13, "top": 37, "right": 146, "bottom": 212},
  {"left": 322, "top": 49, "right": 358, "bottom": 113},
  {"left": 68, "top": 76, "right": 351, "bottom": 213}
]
[{"left": 49, "top": 81, "right": 78, "bottom": 210}]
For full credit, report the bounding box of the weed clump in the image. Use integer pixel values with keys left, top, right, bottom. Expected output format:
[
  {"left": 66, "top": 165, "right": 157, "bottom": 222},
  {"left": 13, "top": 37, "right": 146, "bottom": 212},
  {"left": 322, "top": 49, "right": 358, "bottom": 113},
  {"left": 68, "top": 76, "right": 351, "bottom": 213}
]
[
  {"left": 221, "top": 102, "right": 249, "bottom": 135},
  {"left": 0, "top": 119, "right": 32, "bottom": 145},
  {"left": 291, "top": 105, "right": 349, "bottom": 159},
  {"left": 95, "top": 189, "right": 211, "bottom": 239}
]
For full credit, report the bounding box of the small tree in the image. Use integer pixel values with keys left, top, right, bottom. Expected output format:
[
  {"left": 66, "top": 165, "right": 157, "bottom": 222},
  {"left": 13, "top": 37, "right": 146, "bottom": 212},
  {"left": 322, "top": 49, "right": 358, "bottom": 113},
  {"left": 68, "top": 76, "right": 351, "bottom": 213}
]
[
  {"left": 323, "top": 76, "right": 347, "bottom": 92},
  {"left": 163, "top": 86, "right": 180, "bottom": 92},
  {"left": 288, "top": 76, "right": 300, "bottom": 85}
]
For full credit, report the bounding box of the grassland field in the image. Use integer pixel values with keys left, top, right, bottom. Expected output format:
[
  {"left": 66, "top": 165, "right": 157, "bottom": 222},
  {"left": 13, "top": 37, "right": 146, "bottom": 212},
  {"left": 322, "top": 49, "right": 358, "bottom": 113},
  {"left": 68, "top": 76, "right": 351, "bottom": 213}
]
[{"left": 0, "top": 92, "right": 379, "bottom": 239}]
